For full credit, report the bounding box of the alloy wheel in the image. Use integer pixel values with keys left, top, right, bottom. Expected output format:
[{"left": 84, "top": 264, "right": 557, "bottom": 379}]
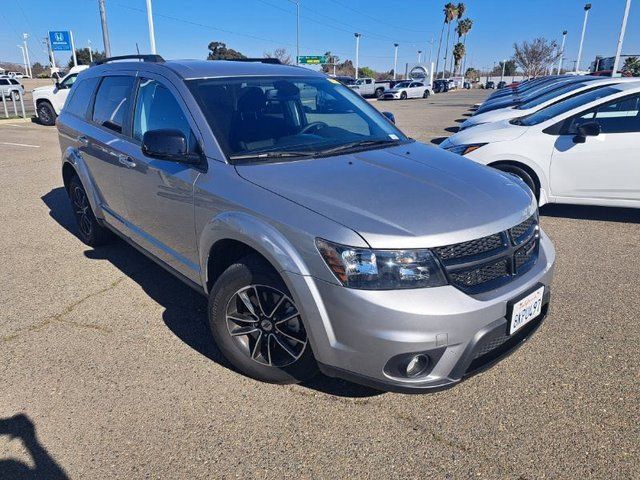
[
  {"left": 72, "top": 185, "right": 92, "bottom": 238},
  {"left": 225, "top": 285, "right": 307, "bottom": 367}
]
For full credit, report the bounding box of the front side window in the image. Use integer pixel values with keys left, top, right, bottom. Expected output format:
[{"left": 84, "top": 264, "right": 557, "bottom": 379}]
[
  {"left": 133, "top": 78, "right": 194, "bottom": 149},
  {"left": 188, "top": 76, "right": 407, "bottom": 160},
  {"left": 9, "top": 79, "right": 20, "bottom": 85},
  {"left": 64, "top": 77, "right": 100, "bottom": 118},
  {"left": 571, "top": 93, "right": 640, "bottom": 134},
  {"left": 60, "top": 74, "right": 78, "bottom": 89},
  {"left": 0, "top": 79, "right": 9, "bottom": 86},
  {"left": 92, "top": 76, "right": 135, "bottom": 133}
]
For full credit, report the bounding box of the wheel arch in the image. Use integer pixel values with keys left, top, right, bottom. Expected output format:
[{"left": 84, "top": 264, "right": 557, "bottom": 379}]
[{"left": 487, "top": 159, "right": 549, "bottom": 205}]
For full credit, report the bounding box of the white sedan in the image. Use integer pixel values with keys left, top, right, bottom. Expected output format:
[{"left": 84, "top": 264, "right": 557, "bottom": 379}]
[
  {"left": 460, "top": 77, "right": 637, "bottom": 131},
  {"left": 440, "top": 81, "right": 640, "bottom": 209},
  {"left": 379, "top": 81, "right": 432, "bottom": 100}
]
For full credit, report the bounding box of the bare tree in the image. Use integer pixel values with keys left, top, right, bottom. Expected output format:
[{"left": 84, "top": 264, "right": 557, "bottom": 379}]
[
  {"left": 513, "top": 38, "right": 561, "bottom": 78},
  {"left": 264, "top": 48, "right": 293, "bottom": 65}
]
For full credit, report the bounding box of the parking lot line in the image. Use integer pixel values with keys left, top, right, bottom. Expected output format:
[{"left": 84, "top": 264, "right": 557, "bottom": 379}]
[{"left": 0, "top": 141, "right": 40, "bottom": 148}]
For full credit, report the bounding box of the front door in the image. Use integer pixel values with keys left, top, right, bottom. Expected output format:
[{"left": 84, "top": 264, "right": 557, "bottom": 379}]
[
  {"left": 549, "top": 93, "right": 640, "bottom": 205},
  {"left": 116, "top": 75, "right": 202, "bottom": 280}
]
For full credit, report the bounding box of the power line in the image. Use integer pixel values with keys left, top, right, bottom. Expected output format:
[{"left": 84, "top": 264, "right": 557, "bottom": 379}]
[{"left": 325, "top": 0, "right": 431, "bottom": 34}]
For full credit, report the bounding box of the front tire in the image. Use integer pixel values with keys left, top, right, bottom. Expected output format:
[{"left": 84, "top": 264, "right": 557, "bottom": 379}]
[
  {"left": 208, "top": 255, "right": 318, "bottom": 384},
  {"left": 67, "top": 175, "right": 114, "bottom": 246},
  {"left": 494, "top": 164, "right": 540, "bottom": 201},
  {"left": 400, "top": 91, "right": 407, "bottom": 100},
  {"left": 375, "top": 87, "right": 385, "bottom": 98},
  {"left": 37, "top": 102, "right": 57, "bottom": 126}
]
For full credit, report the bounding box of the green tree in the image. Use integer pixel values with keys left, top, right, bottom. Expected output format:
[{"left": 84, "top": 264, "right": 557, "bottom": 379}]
[
  {"left": 453, "top": 43, "right": 465, "bottom": 75},
  {"left": 31, "top": 62, "right": 46, "bottom": 77},
  {"left": 207, "top": 41, "right": 246, "bottom": 60},
  {"left": 623, "top": 57, "right": 640, "bottom": 76},
  {"left": 358, "top": 66, "right": 376, "bottom": 78},
  {"left": 494, "top": 60, "right": 517, "bottom": 76},
  {"left": 449, "top": 3, "right": 465, "bottom": 74},
  {"left": 456, "top": 18, "right": 473, "bottom": 75},
  {"left": 464, "top": 67, "right": 479, "bottom": 82},
  {"left": 68, "top": 48, "right": 106, "bottom": 68},
  {"left": 441, "top": 3, "right": 458, "bottom": 78}
]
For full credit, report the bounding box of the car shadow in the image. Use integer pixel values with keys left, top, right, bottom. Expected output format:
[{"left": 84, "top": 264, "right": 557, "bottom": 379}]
[
  {"left": 41, "top": 187, "right": 382, "bottom": 399},
  {"left": 430, "top": 136, "right": 448, "bottom": 145},
  {"left": 454, "top": 118, "right": 466, "bottom": 123},
  {"left": 540, "top": 203, "right": 640, "bottom": 224},
  {"left": 444, "top": 126, "right": 459, "bottom": 133},
  {"left": 0, "top": 414, "right": 69, "bottom": 480}
]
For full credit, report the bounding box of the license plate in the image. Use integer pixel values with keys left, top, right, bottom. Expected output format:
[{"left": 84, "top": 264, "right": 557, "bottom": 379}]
[{"left": 509, "top": 286, "right": 544, "bottom": 335}]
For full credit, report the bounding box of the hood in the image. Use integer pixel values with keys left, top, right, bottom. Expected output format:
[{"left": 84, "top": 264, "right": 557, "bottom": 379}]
[
  {"left": 32, "top": 85, "right": 55, "bottom": 94},
  {"left": 236, "top": 141, "right": 535, "bottom": 249},
  {"left": 446, "top": 119, "right": 528, "bottom": 146},
  {"left": 461, "top": 106, "right": 519, "bottom": 129}
]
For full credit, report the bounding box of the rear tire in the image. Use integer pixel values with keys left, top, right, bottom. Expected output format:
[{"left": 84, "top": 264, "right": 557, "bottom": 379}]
[
  {"left": 67, "top": 175, "right": 114, "bottom": 246},
  {"left": 493, "top": 164, "right": 540, "bottom": 201},
  {"left": 37, "top": 102, "right": 57, "bottom": 126},
  {"left": 423, "top": 90, "right": 430, "bottom": 99},
  {"left": 208, "top": 254, "right": 318, "bottom": 384}
]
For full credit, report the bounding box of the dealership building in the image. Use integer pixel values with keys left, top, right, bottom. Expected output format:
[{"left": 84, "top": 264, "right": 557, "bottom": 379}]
[{"left": 590, "top": 54, "right": 638, "bottom": 72}]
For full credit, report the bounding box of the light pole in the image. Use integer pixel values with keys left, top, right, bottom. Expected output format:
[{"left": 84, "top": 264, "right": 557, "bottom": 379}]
[
  {"left": 611, "top": 0, "right": 632, "bottom": 77},
  {"left": 22, "top": 34, "right": 32, "bottom": 78},
  {"left": 393, "top": 43, "right": 399, "bottom": 80},
  {"left": 354, "top": 33, "right": 361, "bottom": 79},
  {"left": 575, "top": 3, "right": 591, "bottom": 73},
  {"left": 428, "top": 34, "right": 434, "bottom": 65},
  {"left": 500, "top": 59, "right": 506, "bottom": 82},
  {"left": 557, "top": 30, "right": 567, "bottom": 74},
  {"left": 17, "top": 45, "right": 28, "bottom": 77},
  {"left": 145, "top": 0, "right": 157, "bottom": 54},
  {"left": 286, "top": 0, "right": 300, "bottom": 65},
  {"left": 88, "top": 40, "right": 93, "bottom": 63},
  {"left": 417, "top": 50, "right": 422, "bottom": 63},
  {"left": 98, "top": 0, "right": 112, "bottom": 58}
]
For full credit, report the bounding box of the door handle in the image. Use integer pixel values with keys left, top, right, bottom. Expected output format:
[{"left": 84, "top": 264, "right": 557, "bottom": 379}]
[
  {"left": 77, "top": 135, "right": 89, "bottom": 147},
  {"left": 118, "top": 154, "right": 137, "bottom": 168}
]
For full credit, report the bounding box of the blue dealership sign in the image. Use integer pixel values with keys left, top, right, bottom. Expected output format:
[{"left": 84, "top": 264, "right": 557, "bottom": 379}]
[{"left": 49, "top": 31, "right": 72, "bottom": 51}]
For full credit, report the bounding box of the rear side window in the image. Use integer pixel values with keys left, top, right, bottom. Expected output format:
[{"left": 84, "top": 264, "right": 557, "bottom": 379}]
[
  {"left": 9, "top": 79, "right": 20, "bottom": 85},
  {"left": 92, "top": 76, "right": 135, "bottom": 133},
  {"left": 573, "top": 93, "right": 640, "bottom": 134},
  {"left": 64, "top": 77, "right": 100, "bottom": 118},
  {"left": 0, "top": 79, "right": 8, "bottom": 86}
]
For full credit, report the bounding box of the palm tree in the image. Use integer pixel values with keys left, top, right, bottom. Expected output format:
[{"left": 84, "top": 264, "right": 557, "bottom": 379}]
[
  {"left": 453, "top": 42, "right": 466, "bottom": 75},
  {"left": 441, "top": 3, "right": 457, "bottom": 78},
  {"left": 456, "top": 18, "right": 473, "bottom": 75},
  {"left": 434, "top": 5, "right": 449, "bottom": 79},
  {"left": 449, "top": 3, "right": 465, "bottom": 75}
]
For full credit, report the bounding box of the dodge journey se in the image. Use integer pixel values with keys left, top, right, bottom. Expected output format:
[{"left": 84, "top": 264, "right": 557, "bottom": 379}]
[{"left": 56, "top": 55, "right": 555, "bottom": 392}]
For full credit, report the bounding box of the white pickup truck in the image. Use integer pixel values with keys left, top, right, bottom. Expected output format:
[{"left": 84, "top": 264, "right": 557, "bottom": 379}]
[
  {"left": 348, "top": 77, "right": 393, "bottom": 98},
  {"left": 32, "top": 65, "right": 89, "bottom": 126}
]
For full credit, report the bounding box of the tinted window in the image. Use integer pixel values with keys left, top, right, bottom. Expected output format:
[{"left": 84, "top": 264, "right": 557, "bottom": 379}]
[
  {"left": 0, "top": 79, "right": 9, "bottom": 86},
  {"left": 572, "top": 93, "right": 640, "bottom": 134},
  {"left": 133, "top": 78, "right": 194, "bottom": 148},
  {"left": 517, "top": 82, "right": 591, "bottom": 110},
  {"left": 92, "top": 76, "right": 135, "bottom": 133},
  {"left": 64, "top": 77, "right": 100, "bottom": 118},
  {"left": 60, "top": 73, "right": 78, "bottom": 89},
  {"left": 9, "top": 79, "right": 20, "bottom": 85}
]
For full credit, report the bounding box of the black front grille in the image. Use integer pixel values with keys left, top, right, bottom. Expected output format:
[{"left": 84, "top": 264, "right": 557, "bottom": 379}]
[{"left": 433, "top": 214, "right": 539, "bottom": 294}]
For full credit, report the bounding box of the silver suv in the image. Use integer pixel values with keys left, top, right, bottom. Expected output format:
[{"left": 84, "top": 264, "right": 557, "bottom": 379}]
[{"left": 56, "top": 55, "right": 555, "bottom": 392}]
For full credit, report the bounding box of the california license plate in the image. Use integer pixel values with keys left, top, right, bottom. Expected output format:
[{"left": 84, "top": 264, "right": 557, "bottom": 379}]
[{"left": 509, "top": 286, "right": 544, "bottom": 335}]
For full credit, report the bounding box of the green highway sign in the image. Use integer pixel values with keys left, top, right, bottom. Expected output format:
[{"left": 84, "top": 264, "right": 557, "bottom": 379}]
[{"left": 297, "top": 55, "right": 328, "bottom": 65}]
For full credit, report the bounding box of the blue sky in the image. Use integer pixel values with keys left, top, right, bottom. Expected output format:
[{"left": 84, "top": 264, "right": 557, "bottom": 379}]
[{"left": 1, "top": 0, "right": 638, "bottom": 72}]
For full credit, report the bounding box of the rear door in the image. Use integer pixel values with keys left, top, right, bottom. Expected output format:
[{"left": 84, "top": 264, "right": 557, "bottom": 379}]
[
  {"left": 549, "top": 93, "right": 640, "bottom": 205},
  {"left": 115, "top": 74, "right": 202, "bottom": 279}
]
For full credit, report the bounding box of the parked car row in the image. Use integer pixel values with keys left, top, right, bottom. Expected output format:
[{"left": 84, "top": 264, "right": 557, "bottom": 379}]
[
  {"left": 56, "top": 56, "right": 555, "bottom": 392},
  {"left": 441, "top": 74, "right": 640, "bottom": 209}
]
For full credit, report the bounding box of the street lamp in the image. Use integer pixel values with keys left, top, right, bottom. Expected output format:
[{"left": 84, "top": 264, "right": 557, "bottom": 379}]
[
  {"left": 17, "top": 45, "right": 28, "bottom": 77},
  {"left": 287, "top": 0, "right": 300, "bottom": 65},
  {"left": 22, "top": 34, "right": 32, "bottom": 78},
  {"left": 611, "top": 0, "right": 632, "bottom": 77},
  {"left": 88, "top": 39, "right": 93, "bottom": 63},
  {"left": 393, "top": 43, "right": 399, "bottom": 80},
  {"left": 417, "top": 50, "right": 422, "bottom": 63},
  {"left": 354, "top": 33, "right": 361, "bottom": 79},
  {"left": 575, "top": 3, "right": 591, "bottom": 73},
  {"left": 557, "top": 30, "right": 567, "bottom": 74},
  {"left": 145, "top": 0, "right": 157, "bottom": 54}
]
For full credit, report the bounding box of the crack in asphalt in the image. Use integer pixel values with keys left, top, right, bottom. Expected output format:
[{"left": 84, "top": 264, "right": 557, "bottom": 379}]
[{"left": 1, "top": 276, "right": 126, "bottom": 342}]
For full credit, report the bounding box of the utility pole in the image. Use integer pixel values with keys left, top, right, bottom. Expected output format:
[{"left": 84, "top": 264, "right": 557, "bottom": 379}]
[
  {"left": 611, "top": 0, "right": 632, "bottom": 77},
  {"left": 17, "top": 45, "right": 28, "bottom": 76},
  {"left": 286, "top": 0, "right": 300, "bottom": 65},
  {"left": 501, "top": 59, "right": 506, "bottom": 82},
  {"left": 45, "top": 34, "right": 56, "bottom": 69},
  {"left": 354, "top": 33, "right": 361, "bottom": 79},
  {"left": 145, "top": 0, "right": 157, "bottom": 54},
  {"left": 417, "top": 50, "right": 422, "bottom": 63},
  {"left": 88, "top": 40, "right": 93, "bottom": 63},
  {"left": 70, "top": 31, "right": 78, "bottom": 67},
  {"left": 393, "top": 43, "right": 399, "bottom": 80},
  {"left": 98, "top": 0, "right": 112, "bottom": 58},
  {"left": 575, "top": 3, "right": 591, "bottom": 73},
  {"left": 557, "top": 30, "right": 567, "bottom": 74},
  {"left": 428, "top": 34, "right": 434, "bottom": 65},
  {"left": 22, "top": 34, "right": 32, "bottom": 78}
]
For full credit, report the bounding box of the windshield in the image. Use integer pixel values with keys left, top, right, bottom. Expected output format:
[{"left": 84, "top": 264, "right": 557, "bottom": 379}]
[
  {"left": 395, "top": 82, "right": 411, "bottom": 88},
  {"left": 188, "top": 76, "right": 407, "bottom": 160},
  {"left": 514, "top": 86, "right": 619, "bottom": 126},
  {"left": 516, "top": 82, "right": 591, "bottom": 109}
]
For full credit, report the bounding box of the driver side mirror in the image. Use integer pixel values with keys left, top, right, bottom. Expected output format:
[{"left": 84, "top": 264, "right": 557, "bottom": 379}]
[
  {"left": 142, "top": 129, "right": 200, "bottom": 163},
  {"left": 55, "top": 81, "right": 61, "bottom": 89},
  {"left": 382, "top": 111, "right": 396, "bottom": 124},
  {"left": 573, "top": 121, "right": 600, "bottom": 144}
]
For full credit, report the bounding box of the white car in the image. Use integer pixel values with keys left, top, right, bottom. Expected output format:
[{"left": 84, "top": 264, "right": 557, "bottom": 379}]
[
  {"left": 32, "top": 65, "right": 89, "bottom": 126},
  {"left": 0, "top": 78, "right": 24, "bottom": 100},
  {"left": 460, "top": 77, "right": 638, "bottom": 131},
  {"left": 440, "top": 81, "right": 640, "bottom": 209},
  {"left": 379, "top": 81, "right": 432, "bottom": 100}
]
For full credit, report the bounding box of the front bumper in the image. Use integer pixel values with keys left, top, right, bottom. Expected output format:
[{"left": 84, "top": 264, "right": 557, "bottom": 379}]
[
  {"left": 379, "top": 92, "right": 401, "bottom": 100},
  {"left": 284, "top": 231, "right": 556, "bottom": 392}
]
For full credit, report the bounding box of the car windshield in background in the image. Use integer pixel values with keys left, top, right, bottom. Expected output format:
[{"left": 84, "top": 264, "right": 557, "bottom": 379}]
[
  {"left": 188, "top": 76, "right": 407, "bottom": 161},
  {"left": 516, "top": 82, "right": 591, "bottom": 110},
  {"left": 514, "top": 86, "right": 619, "bottom": 126},
  {"left": 395, "top": 82, "right": 411, "bottom": 88}
]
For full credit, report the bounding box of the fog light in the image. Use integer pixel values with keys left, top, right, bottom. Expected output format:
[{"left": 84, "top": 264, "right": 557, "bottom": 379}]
[{"left": 405, "top": 354, "right": 429, "bottom": 377}]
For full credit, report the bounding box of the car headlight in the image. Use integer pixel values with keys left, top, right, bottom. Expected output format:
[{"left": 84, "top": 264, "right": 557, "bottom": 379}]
[
  {"left": 316, "top": 239, "right": 447, "bottom": 290},
  {"left": 443, "top": 143, "right": 487, "bottom": 155}
]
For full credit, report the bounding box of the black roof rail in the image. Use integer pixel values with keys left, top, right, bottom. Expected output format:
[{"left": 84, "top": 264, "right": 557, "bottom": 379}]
[
  {"left": 222, "top": 58, "right": 282, "bottom": 65},
  {"left": 92, "top": 54, "right": 165, "bottom": 66}
]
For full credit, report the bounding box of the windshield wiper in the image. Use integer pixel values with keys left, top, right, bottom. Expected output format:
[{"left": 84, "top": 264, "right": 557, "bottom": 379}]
[
  {"left": 229, "top": 150, "right": 316, "bottom": 161},
  {"left": 316, "top": 138, "right": 401, "bottom": 156}
]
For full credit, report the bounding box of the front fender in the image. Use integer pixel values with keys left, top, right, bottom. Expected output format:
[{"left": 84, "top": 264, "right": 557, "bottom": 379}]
[{"left": 198, "top": 211, "right": 313, "bottom": 289}]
